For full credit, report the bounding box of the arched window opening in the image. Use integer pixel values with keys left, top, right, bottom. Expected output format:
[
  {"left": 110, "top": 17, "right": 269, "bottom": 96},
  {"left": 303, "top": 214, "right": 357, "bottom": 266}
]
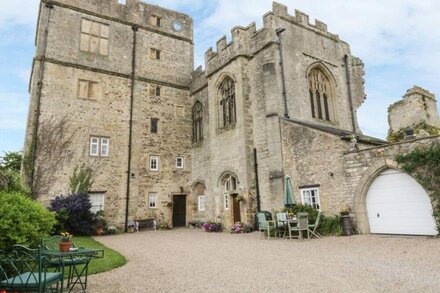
[
  {"left": 219, "top": 77, "right": 236, "bottom": 128},
  {"left": 192, "top": 101, "right": 203, "bottom": 143},
  {"left": 308, "top": 67, "right": 335, "bottom": 122}
]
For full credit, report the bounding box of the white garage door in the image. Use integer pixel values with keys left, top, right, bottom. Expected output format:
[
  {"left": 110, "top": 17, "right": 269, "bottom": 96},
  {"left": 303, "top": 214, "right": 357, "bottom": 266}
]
[{"left": 366, "top": 169, "right": 437, "bottom": 236}]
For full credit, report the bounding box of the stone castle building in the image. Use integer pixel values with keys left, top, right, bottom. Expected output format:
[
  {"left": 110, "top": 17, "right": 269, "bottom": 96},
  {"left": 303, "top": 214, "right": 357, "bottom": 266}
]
[{"left": 24, "top": 0, "right": 439, "bottom": 235}]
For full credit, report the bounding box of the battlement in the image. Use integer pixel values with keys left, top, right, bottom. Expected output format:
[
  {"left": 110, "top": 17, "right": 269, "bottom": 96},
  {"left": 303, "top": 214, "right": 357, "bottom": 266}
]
[
  {"left": 270, "top": 2, "right": 339, "bottom": 39},
  {"left": 204, "top": 22, "right": 257, "bottom": 63},
  {"left": 47, "top": 0, "right": 193, "bottom": 41}
]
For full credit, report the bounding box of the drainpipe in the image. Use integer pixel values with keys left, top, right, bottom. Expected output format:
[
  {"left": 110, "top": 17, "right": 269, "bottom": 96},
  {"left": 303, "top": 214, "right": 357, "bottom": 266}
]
[
  {"left": 253, "top": 148, "right": 261, "bottom": 212},
  {"left": 276, "top": 28, "right": 289, "bottom": 119},
  {"left": 125, "top": 25, "right": 138, "bottom": 232},
  {"left": 30, "top": 2, "right": 53, "bottom": 197},
  {"left": 344, "top": 54, "right": 357, "bottom": 133}
]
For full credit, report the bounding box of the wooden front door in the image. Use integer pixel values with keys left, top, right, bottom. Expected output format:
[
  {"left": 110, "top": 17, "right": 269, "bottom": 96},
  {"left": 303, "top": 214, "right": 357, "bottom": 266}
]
[
  {"left": 232, "top": 196, "right": 241, "bottom": 223},
  {"left": 172, "top": 195, "right": 187, "bottom": 227}
]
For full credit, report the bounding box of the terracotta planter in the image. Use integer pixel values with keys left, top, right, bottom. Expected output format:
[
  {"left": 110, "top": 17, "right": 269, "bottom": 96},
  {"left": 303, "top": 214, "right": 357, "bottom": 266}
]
[{"left": 59, "top": 241, "right": 72, "bottom": 252}]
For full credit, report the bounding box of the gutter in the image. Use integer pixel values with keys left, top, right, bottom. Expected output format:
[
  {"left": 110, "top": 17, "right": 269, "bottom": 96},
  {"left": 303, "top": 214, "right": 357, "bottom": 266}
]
[
  {"left": 125, "top": 25, "right": 138, "bottom": 232},
  {"left": 276, "top": 28, "right": 289, "bottom": 119}
]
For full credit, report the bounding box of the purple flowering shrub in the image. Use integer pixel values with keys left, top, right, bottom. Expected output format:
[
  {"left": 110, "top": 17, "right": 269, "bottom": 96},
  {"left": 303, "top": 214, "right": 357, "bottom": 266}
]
[
  {"left": 50, "top": 193, "right": 97, "bottom": 235},
  {"left": 202, "top": 221, "right": 222, "bottom": 232},
  {"left": 230, "top": 222, "right": 253, "bottom": 233}
]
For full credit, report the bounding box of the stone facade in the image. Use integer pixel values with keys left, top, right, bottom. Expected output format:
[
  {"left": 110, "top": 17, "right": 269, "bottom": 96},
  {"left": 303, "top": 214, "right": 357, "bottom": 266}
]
[
  {"left": 24, "top": 0, "right": 193, "bottom": 227},
  {"left": 25, "top": 1, "right": 439, "bottom": 234}
]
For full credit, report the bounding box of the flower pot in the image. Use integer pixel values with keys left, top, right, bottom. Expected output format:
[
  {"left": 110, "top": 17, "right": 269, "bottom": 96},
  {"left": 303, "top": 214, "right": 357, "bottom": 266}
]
[{"left": 59, "top": 241, "right": 72, "bottom": 252}]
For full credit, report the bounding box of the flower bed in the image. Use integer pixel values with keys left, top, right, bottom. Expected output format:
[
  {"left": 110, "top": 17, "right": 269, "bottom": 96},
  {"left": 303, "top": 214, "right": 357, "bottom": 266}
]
[
  {"left": 202, "top": 222, "right": 222, "bottom": 232},
  {"left": 230, "top": 222, "right": 253, "bottom": 233}
]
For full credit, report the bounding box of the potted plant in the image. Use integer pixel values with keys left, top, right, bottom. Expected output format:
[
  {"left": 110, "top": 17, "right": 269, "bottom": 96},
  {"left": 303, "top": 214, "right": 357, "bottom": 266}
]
[{"left": 59, "top": 232, "right": 73, "bottom": 252}]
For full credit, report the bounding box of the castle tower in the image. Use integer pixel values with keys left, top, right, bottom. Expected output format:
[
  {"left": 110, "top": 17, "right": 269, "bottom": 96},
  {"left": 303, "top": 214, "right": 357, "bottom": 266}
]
[{"left": 23, "top": 0, "right": 194, "bottom": 228}]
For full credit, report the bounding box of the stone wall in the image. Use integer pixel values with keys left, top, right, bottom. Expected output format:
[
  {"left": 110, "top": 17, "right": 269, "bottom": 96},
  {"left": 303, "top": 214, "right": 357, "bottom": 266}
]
[{"left": 344, "top": 135, "right": 440, "bottom": 233}]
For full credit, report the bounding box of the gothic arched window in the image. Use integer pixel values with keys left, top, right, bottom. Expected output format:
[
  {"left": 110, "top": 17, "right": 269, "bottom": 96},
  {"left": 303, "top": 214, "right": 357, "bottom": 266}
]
[
  {"left": 219, "top": 77, "right": 236, "bottom": 128},
  {"left": 192, "top": 101, "right": 203, "bottom": 143},
  {"left": 308, "top": 67, "right": 335, "bottom": 122}
]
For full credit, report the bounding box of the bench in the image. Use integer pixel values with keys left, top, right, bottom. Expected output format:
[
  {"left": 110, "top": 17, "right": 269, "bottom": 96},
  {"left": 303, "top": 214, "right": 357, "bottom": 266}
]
[
  {"left": 135, "top": 219, "right": 156, "bottom": 231},
  {"left": 0, "top": 245, "right": 64, "bottom": 293}
]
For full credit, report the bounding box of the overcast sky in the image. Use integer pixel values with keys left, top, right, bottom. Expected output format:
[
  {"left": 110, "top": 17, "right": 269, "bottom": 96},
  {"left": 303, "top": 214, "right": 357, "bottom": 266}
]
[{"left": 1, "top": 0, "right": 439, "bottom": 153}]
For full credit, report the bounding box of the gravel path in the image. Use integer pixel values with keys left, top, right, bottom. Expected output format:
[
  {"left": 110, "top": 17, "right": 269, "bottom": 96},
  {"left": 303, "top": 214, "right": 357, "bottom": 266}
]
[{"left": 88, "top": 229, "right": 440, "bottom": 293}]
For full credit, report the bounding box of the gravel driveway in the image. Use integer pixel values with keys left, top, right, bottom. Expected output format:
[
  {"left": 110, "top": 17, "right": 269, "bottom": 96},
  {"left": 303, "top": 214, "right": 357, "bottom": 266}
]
[{"left": 88, "top": 229, "right": 439, "bottom": 292}]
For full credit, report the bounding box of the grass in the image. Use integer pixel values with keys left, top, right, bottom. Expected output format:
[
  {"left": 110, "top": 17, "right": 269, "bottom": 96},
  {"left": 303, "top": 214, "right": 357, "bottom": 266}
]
[{"left": 73, "top": 236, "right": 127, "bottom": 275}]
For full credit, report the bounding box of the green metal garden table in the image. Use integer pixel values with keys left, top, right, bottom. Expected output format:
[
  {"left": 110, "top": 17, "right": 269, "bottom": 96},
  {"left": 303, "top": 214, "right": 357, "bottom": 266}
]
[{"left": 41, "top": 248, "right": 104, "bottom": 293}]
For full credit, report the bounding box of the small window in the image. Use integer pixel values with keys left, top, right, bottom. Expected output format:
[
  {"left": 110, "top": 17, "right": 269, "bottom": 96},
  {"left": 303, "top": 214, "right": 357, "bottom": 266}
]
[
  {"left": 100, "top": 138, "right": 109, "bottom": 156},
  {"left": 149, "top": 193, "right": 157, "bottom": 208},
  {"left": 225, "top": 176, "right": 237, "bottom": 192},
  {"left": 151, "top": 118, "right": 159, "bottom": 133},
  {"left": 176, "top": 157, "right": 184, "bottom": 169},
  {"left": 300, "top": 188, "right": 321, "bottom": 210},
  {"left": 149, "top": 85, "right": 161, "bottom": 97},
  {"left": 198, "top": 195, "right": 206, "bottom": 211},
  {"left": 150, "top": 15, "right": 161, "bottom": 27},
  {"left": 150, "top": 156, "right": 159, "bottom": 171},
  {"left": 224, "top": 193, "right": 229, "bottom": 210},
  {"left": 80, "top": 19, "right": 109, "bottom": 56},
  {"left": 77, "top": 80, "right": 100, "bottom": 100},
  {"left": 150, "top": 48, "right": 161, "bottom": 60},
  {"left": 89, "top": 192, "right": 105, "bottom": 213},
  {"left": 90, "top": 136, "right": 109, "bottom": 157}
]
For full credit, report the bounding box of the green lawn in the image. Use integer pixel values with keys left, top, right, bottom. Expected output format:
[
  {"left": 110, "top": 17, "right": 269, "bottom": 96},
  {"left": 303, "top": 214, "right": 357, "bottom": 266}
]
[{"left": 73, "top": 236, "right": 126, "bottom": 275}]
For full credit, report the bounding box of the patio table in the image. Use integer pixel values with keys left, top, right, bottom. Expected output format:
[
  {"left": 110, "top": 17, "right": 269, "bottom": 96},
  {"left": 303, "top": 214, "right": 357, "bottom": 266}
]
[{"left": 42, "top": 248, "right": 104, "bottom": 293}]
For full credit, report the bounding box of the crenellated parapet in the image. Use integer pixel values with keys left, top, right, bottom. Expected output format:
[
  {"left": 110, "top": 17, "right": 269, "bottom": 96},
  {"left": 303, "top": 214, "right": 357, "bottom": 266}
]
[
  {"left": 204, "top": 22, "right": 257, "bottom": 76},
  {"left": 45, "top": 0, "right": 193, "bottom": 41},
  {"left": 202, "top": 2, "right": 345, "bottom": 76},
  {"left": 270, "top": 2, "right": 339, "bottom": 39}
]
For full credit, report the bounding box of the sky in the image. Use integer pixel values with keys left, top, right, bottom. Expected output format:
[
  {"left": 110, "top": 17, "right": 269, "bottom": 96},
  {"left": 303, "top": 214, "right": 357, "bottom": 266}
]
[{"left": 0, "top": 0, "right": 439, "bottom": 153}]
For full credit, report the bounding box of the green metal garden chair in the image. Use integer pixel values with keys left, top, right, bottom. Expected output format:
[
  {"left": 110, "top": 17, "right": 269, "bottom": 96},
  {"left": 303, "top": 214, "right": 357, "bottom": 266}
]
[
  {"left": 0, "top": 245, "right": 64, "bottom": 293},
  {"left": 257, "top": 212, "right": 276, "bottom": 238}
]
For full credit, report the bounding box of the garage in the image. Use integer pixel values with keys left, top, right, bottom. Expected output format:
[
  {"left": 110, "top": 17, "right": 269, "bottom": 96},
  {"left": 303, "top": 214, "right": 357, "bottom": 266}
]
[{"left": 366, "top": 169, "right": 437, "bottom": 236}]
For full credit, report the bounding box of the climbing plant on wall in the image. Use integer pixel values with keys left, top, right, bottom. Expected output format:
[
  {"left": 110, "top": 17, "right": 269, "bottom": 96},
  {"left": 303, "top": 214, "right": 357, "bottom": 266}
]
[{"left": 396, "top": 145, "right": 440, "bottom": 233}]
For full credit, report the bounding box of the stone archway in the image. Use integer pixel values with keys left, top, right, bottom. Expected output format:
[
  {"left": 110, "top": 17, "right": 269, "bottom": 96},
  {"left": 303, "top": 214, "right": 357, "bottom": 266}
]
[{"left": 353, "top": 160, "right": 398, "bottom": 234}]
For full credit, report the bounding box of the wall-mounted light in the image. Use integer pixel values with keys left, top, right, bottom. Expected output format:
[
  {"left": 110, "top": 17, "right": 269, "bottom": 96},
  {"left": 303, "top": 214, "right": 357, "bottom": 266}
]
[
  {"left": 130, "top": 173, "right": 135, "bottom": 179},
  {"left": 328, "top": 172, "right": 334, "bottom": 177}
]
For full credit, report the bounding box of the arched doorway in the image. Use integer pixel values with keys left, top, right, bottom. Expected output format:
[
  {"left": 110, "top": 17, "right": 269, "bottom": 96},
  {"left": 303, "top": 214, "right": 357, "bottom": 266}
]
[{"left": 366, "top": 169, "right": 437, "bottom": 235}]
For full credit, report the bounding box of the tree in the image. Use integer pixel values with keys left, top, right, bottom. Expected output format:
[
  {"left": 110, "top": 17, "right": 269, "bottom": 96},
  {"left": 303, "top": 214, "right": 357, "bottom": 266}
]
[{"left": 0, "top": 151, "right": 22, "bottom": 173}]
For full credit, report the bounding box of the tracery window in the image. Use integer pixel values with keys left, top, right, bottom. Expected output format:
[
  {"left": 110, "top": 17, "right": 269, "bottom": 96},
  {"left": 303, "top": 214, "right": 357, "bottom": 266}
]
[
  {"left": 308, "top": 67, "right": 335, "bottom": 122},
  {"left": 192, "top": 101, "right": 203, "bottom": 143},
  {"left": 219, "top": 77, "right": 236, "bottom": 128}
]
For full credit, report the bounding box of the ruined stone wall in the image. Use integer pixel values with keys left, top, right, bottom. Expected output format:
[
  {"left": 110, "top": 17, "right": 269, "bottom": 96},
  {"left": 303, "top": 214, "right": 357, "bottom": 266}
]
[
  {"left": 25, "top": 0, "right": 193, "bottom": 227},
  {"left": 388, "top": 86, "right": 440, "bottom": 133}
]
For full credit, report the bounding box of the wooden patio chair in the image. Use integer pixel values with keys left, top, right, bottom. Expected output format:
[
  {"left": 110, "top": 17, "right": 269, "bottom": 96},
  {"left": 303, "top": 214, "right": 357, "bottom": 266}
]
[
  {"left": 308, "top": 211, "right": 323, "bottom": 239},
  {"left": 0, "top": 245, "right": 64, "bottom": 293},
  {"left": 288, "top": 212, "right": 309, "bottom": 240},
  {"left": 257, "top": 212, "right": 275, "bottom": 238}
]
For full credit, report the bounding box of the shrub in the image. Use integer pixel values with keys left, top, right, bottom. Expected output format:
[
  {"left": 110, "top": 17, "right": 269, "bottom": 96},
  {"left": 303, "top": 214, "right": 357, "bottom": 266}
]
[
  {"left": 318, "top": 215, "right": 344, "bottom": 236},
  {"left": 50, "top": 193, "right": 96, "bottom": 236},
  {"left": 0, "top": 191, "right": 55, "bottom": 249},
  {"left": 284, "top": 204, "right": 319, "bottom": 221}
]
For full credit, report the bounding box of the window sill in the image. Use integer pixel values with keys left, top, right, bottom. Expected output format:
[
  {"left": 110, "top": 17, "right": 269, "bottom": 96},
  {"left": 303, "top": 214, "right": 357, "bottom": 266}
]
[{"left": 216, "top": 123, "right": 236, "bottom": 135}]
